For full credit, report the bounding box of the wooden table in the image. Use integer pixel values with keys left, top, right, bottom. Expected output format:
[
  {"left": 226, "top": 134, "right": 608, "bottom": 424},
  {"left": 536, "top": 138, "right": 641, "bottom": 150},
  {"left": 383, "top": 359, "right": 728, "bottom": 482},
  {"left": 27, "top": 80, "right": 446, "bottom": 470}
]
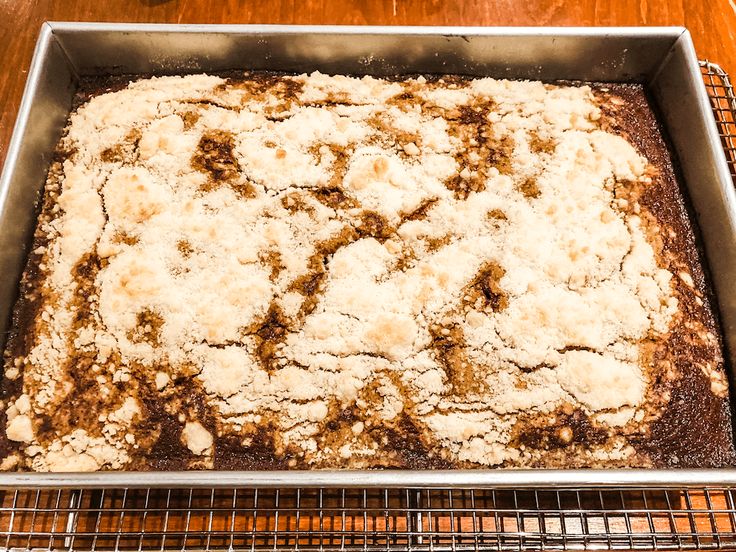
[
  {"left": 2, "top": 0, "right": 736, "bottom": 168},
  {"left": 0, "top": 1, "right": 735, "bottom": 548}
]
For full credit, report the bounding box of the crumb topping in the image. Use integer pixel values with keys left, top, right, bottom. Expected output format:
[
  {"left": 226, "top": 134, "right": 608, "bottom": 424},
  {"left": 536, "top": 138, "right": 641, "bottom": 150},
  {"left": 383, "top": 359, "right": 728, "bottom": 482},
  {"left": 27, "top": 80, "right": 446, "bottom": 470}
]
[{"left": 1, "top": 72, "right": 727, "bottom": 471}]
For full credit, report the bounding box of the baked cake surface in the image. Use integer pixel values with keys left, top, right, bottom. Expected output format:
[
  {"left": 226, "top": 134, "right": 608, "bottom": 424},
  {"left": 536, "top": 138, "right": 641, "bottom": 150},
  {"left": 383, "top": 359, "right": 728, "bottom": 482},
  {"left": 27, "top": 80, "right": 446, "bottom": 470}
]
[{"left": 0, "top": 72, "right": 732, "bottom": 471}]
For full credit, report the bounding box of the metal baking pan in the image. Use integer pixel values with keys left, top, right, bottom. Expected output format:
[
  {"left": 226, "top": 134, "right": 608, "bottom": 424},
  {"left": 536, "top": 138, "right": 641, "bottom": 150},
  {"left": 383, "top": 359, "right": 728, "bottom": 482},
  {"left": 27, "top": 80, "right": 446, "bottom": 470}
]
[{"left": 2, "top": 23, "right": 736, "bottom": 488}]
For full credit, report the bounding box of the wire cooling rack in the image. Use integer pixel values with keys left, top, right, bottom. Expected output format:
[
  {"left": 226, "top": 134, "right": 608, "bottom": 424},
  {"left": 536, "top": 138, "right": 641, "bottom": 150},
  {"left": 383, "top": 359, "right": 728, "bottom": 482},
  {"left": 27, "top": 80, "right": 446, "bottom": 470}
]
[
  {"left": 1, "top": 487, "right": 736, "bottom": 550},
  {"left": 703, "top": 61, "right": 736, "bottom": 181},
  {"left": 0, "top": 61, "right": 734, "bottom": 552}
]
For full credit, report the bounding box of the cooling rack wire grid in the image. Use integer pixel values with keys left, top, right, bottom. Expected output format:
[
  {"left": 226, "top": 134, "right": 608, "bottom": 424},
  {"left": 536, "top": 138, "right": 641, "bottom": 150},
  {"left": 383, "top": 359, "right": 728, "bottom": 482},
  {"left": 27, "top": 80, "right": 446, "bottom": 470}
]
[{"left": 0, "top": 61, "right": 735, "bottom": 552}]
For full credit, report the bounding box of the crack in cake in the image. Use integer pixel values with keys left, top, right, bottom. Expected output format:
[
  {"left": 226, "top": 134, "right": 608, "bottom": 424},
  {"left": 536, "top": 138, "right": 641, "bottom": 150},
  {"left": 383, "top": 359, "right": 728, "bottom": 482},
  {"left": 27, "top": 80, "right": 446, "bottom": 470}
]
[{"left": 0, "top": 71, "right": 732, "bottom": 471}]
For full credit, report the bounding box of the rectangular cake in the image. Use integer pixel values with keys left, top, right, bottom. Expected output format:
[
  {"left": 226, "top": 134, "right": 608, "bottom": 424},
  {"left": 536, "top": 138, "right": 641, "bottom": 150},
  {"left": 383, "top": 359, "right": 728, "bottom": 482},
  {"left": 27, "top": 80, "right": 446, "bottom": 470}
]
[{"left": 0, "top": 71, "right": 732, "bottom": 471}]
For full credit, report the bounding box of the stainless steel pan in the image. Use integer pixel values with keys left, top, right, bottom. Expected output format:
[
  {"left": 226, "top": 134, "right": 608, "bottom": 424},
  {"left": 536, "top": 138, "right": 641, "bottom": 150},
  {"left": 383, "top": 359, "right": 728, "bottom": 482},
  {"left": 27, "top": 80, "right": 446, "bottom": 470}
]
[{"left": 1, "top": 23, "right": 734, "bottom": 487}]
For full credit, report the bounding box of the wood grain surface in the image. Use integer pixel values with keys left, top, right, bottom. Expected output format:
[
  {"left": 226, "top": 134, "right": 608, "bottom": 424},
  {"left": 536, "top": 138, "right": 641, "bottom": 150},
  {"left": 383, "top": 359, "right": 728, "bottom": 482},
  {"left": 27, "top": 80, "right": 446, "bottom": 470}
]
[
  {"left": 0, "top": 0, "right": 734, "bottom": 544},
  {"left": 1, "top": 0, "right": 736, "bottom": 168}
]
